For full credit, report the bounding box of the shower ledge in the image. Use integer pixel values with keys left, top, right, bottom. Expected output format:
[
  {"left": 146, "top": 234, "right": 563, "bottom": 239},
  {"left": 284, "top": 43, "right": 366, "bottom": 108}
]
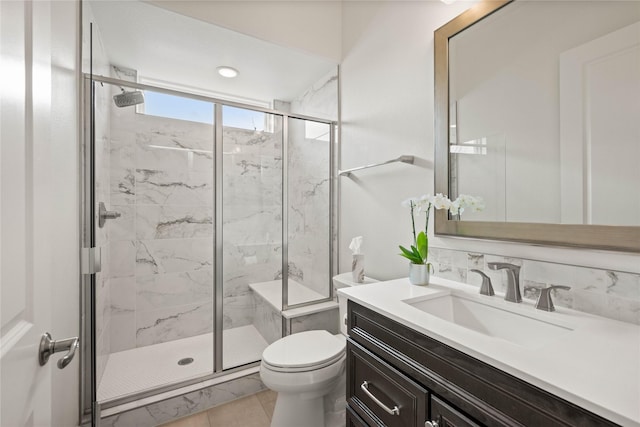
[{"left": 250, "top": 279, "right": 337, "bottom": 319}]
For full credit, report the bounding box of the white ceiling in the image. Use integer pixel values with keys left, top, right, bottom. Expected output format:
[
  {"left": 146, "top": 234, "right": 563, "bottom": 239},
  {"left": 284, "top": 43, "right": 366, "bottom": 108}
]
[{"left": 88, "top": 1, "right": 337, "bottom": 104}]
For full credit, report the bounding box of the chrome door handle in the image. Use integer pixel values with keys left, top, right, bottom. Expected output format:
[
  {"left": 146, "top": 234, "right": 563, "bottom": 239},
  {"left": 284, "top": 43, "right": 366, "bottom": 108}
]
[
  {"left": 360, "top": 381, "right": 400, "bottom": 416},
  {"left": 98, "top": 202, "right": 121, "bottom": 228},
  {"left": 39, "top": 332, "right": 79, "bottom": 369},
  {"left": 425, "top": 421, "right": 439, "bottom": 427}
]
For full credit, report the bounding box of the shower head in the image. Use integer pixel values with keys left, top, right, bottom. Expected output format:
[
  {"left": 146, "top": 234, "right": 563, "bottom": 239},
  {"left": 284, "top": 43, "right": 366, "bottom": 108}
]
[{"left": 113, "top": 89, "right": 144, "bottom": 108}]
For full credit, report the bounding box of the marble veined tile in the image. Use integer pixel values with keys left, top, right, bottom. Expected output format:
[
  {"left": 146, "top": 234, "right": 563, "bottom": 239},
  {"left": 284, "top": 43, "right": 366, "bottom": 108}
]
[
  {"left": 136, "top": 169, "right": 213, "bottom": 206},
  {"left": 605, "top": 271, "right": 640, "bottom": 300},
  {"left": 110, "top": 140, "right": 135, "bottom": 170},
  {"left": 136, "top": 141, "right": 213, "bottom": 173},
  {"left": 110, "top": 312, "right": 136, "bottom": 353},
  {"left": 137, "top": 118, "right": 213, "bottom": 149},
  {"left": 222, "top": 292, "right": 255, "bottom": 329},
  {"left": 136, "top": 238, "right": 213, "bottom": 276},
  {"left": 110, "top": 168, "right": 135, "bottom": 205},
  {"left": 109, "top": 240, "right": 136, "bottom": 279},
  {"left": 253, "top": 297, "right": 281, "bottom": 345},
  {"left": 110, "top": 276, "right": 135, "bottom": 315},
  {"left": 111, "top": 105, "right": 214, "bottom": 149},
  {"left": 136, "top": 269, "right": 214, "bottom": 311},
  {"left": 107, "top": 205, "right": 135, "bottom": 241},
  {"left": 290, "top": 68, "right": 338, "bottom": 121},
  {"left": 136, "top": 302, "right": 213, "bottom": 347},
  {"left": 100, "top": 373, "right": 264, "bottom": 427},
  {"left": 136, "top": 205, "right": 213, "bottom": 240},
  {"left": 223, "top": 128, "right": 281, "bottom": 148}
]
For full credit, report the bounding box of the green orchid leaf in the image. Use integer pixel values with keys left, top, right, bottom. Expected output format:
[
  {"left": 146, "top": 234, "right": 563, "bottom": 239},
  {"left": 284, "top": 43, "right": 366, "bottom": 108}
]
[
  {"left": 416, "top": 232, "right": 428, "bottom": 261},
  {"left": 399, "top": 245, "right": 423, "bottom": 264}
]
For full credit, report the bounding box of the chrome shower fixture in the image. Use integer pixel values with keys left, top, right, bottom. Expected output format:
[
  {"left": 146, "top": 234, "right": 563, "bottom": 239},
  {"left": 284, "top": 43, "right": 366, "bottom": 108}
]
[{"left": 113, "top": 88, "right": 144, "bottom": 108}]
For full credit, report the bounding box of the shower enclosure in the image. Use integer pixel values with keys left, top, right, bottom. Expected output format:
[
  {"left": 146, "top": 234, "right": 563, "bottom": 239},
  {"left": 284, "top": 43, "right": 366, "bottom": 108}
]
[{"left": 80, "top": 75, "right": 336, "bottom": 421}]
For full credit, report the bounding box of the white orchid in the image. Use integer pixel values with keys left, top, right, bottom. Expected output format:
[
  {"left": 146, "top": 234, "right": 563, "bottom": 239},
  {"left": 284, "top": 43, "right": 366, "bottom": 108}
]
[
  {"left": 450, "top": 194, "right": 485, "bottom": 216},
  {"left": 432, "top": 193, "right": 452, "bottom": 210},
  {"left": 400, "top": 192, "right": 483, "bottom": 265}
]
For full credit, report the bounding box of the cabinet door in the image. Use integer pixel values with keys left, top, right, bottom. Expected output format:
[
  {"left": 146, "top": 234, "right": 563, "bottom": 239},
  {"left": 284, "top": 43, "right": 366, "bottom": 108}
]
[
  {"left": 430, "top": 395, "right": 481, "bottom": 427},
  {"left": 347, "top": 405, "right": 370, "bottom": 427},
  {"left": 348, "top": 341, "right": 428, "bottom": 427}
]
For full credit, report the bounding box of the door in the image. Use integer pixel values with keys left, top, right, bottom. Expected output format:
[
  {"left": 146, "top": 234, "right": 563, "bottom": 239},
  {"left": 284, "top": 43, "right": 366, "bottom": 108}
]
[
  {"left": 1, "top": 1, "right": 78, "bottom": 425},
  {"left": 560, "top": 21, "right": 640, "bottom": 225}
]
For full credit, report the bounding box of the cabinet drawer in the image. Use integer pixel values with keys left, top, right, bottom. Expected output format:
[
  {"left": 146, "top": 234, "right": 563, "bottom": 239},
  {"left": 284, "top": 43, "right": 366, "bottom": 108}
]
[
  {"left": 431, "top": 395, "right": 480, "bottom": 427},
  {"left": 347, "top": 340, "right": 428, "bottom": 427}
]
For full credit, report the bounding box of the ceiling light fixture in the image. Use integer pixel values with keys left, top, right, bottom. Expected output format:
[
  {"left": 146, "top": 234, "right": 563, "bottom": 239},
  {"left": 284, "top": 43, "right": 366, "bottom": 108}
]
[{"left": 217, "top": 66, "right": 239, "bottom": 78}]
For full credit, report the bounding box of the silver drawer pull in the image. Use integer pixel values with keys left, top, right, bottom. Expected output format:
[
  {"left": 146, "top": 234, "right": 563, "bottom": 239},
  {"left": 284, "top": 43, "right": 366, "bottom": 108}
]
[{"left": 360, "top": 381, "right": 400, "bottom": 416}]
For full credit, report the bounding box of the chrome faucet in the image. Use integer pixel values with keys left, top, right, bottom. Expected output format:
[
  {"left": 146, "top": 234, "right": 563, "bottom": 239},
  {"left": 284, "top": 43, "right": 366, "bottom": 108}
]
[
  {"left": 536, "top": 285, "right": 571, "bottom": 312},
  {"left": 470, "top": 269, "right": 495, "bottom": 296},
  {"left": 488, "top": 262, "right": 521, "bottom": 303}
]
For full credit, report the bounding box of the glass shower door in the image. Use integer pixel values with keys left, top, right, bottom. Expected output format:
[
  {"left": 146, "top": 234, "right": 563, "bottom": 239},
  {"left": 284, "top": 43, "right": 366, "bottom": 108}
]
[
  {"left": 286, "top": 117, "right": 332, "bottom": 308},
  {"left": 221, "top": 106, "right": 284, "bottom": 369},
  {"left": 92, "top": 80, "right": 216, "bottom": 403}
]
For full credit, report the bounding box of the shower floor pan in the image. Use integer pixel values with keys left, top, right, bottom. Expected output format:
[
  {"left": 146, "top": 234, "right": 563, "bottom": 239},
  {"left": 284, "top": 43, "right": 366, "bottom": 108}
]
[{"left": 97, "top": 324, "right": 268, "bottom": 402}]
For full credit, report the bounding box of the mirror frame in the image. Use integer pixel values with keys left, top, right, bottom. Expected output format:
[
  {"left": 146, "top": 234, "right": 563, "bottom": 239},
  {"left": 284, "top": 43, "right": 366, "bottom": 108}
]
[{"left": 433, "top": 0, "right": 640, "bottom": 253}]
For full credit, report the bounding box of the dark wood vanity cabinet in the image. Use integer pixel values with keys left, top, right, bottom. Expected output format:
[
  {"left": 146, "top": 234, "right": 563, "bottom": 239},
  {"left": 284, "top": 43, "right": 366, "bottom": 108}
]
[{"left": 346, "top": 300, "right": 618, "bottom": 427}]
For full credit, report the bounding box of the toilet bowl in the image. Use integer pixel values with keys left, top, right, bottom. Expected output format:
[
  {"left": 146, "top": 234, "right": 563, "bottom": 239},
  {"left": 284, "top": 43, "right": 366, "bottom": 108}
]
[{"left": 259, "top": 273, "right": 377, "bottom": 427}]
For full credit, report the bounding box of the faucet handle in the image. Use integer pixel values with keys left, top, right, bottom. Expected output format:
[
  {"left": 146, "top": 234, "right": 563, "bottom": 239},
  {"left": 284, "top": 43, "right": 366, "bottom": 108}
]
[
  {"left": 535, "top": 285, "right": 571, "bottom": 312},
  {"left": 487, "top": 262, "right": 521, "bottom": 273},
  {"left": 470, "top": 269, "right": 495, "bottom": 296}
]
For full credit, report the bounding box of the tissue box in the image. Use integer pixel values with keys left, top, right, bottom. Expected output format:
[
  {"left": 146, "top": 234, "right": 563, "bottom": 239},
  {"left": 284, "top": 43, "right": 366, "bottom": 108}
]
[{"left": 352, "top": 254, "right": 364, "bottom": 283}]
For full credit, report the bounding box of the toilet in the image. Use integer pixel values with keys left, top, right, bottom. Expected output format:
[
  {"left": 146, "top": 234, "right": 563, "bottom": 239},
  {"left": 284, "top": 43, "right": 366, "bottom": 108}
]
[{"left": 260, "top": 273, "right": 377, "bottom": 427}]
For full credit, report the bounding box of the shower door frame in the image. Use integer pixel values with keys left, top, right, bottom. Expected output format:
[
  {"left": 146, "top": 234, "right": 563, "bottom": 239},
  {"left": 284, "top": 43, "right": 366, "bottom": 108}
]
[{"left": 80, "top": 74, "right": 338, "bottom": 422}]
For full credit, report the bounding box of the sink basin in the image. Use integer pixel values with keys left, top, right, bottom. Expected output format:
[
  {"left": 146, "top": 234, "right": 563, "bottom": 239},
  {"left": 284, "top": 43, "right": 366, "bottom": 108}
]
[{"left": 404, "top": 293, "right": 573, "bottom": 348}]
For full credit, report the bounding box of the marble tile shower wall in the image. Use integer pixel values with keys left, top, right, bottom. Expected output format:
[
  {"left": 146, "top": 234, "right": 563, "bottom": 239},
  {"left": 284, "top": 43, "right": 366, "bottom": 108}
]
[
  {"left": 106, "top": 99, "right": 285, "bottom": 351},
  {"left": 222, "top": 126, "right": 283, "bottom": 330},
  {"left": 429, "top": 247, "right": 640, "bottom": 324},
  {"left": 286, "top": 69, "right": 337, "bottom": 297},
  {"left": 107, "top": 98, "right": 215, "bottom": 352}
]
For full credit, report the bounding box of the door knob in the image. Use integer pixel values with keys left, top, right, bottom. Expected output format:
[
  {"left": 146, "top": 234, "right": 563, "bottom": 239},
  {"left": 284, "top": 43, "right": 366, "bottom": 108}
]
[{"left": 39, "top": 332, "right": 79, "bottom": 369}]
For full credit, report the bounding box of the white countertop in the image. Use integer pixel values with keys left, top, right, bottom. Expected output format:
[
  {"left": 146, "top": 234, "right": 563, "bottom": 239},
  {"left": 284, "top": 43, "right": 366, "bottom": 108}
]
[{"left": 338, "top": 276, "right": 640, "bottom": 426}]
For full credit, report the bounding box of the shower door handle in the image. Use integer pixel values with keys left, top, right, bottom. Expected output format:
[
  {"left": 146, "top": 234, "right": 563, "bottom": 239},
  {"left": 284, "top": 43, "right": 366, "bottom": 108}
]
[{"left": 39, "top": 332, "right": 79, "bottom": 369}]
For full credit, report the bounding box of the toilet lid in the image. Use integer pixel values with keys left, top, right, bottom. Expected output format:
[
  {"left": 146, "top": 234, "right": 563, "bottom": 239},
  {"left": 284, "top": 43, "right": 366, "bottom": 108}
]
[{"left": 262, "top": 330, "right": 345, "bottom": 369}]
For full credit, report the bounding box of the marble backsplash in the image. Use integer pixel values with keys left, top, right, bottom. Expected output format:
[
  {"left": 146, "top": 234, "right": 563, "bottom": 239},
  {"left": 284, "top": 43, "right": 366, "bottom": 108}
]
[{"left": 429, "top": 247, "right": 640, "bottom": 325}]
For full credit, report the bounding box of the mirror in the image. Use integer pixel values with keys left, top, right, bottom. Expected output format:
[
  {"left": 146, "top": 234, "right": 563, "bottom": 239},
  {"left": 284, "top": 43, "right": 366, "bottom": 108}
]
[{"left": 434, "top": 0, "right": 640, "bottom": 252}]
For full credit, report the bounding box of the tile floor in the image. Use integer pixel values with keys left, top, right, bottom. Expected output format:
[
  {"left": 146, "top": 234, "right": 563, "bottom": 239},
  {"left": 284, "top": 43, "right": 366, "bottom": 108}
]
[{"left": 158, "top": 390, "right": 277, "bottom": 427}]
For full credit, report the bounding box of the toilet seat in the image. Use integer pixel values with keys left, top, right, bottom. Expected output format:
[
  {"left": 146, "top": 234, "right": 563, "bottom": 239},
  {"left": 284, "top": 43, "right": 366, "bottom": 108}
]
[{"left": 262, "top": 330, "right": 345, "bottom": 373}]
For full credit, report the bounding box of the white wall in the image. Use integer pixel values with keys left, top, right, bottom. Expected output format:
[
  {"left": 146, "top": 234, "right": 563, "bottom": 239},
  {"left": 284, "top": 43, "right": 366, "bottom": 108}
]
[
  {"left": 146, "top": 0, "right": 342, "bottom": 62},
  {"left": 340, "top": 0, "right": 472, "bottom": 280},
  {"left": 339, "top": 0, "right": 640, "bottom": 282}
]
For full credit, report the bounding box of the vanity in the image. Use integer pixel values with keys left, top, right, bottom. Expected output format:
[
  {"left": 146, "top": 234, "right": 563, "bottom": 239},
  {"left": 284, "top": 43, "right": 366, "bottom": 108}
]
[{"left": 339, "top": 278, "right": 640, "bottom": 427}]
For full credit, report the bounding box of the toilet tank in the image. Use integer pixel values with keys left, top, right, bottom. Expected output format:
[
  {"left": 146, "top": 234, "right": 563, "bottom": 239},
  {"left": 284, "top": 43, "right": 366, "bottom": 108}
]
[{"left": 334, "top": 273, "right": 378, "bottom": 336}]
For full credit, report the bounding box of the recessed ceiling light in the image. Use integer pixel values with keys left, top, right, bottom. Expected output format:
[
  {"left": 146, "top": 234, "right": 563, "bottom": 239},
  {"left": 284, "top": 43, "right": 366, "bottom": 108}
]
[
  {"left": 441, "top": 0, "right": 457, "bottom": 3},
  {"left": 217, "top": 66, "right": 239, "bottom": 78}
]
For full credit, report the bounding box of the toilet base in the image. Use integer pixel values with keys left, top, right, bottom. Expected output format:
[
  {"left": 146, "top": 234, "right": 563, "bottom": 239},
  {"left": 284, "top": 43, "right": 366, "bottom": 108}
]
[{"left": 271, "top": 392, "right": 325, "bottom": 427}]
